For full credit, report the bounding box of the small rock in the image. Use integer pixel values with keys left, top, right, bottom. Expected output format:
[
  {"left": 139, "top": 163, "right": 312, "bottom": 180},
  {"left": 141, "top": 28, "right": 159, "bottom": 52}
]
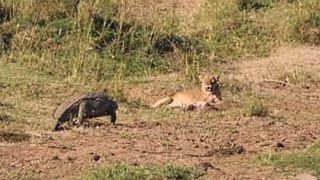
[
  {"left": 295, "top": 173, "right": 317, "bottom": 180},
  {"left": 275, "top": 142, "right": 285, "bottom": 148},
  {"left": 52, "top": 155, "right": 59, "bottom": 160},
  {"left": 66, "top": 156, "right": 76, "bottom": 162},
  {"left": 92, "top": 154, "right": 100, "bottom": 161},
  {"left": 131, "top": 162, "right": 139, "bottom": 166},
  {"left": 155, "top": 122, "right": 161, "bottom": 126}
]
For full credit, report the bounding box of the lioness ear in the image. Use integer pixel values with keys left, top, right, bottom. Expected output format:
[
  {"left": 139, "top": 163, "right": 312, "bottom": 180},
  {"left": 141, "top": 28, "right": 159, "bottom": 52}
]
[
  {"left": 211, "top": 75, "right": 220, "bottom": 83},
  {"left": 216, "top": 75, "right": 220, "bottom": 81},
  {"left": 211, "top": 76, "right": 216, "bottom": 82},
  {"left": 199, "top": 74, "right": 203, "bottom": 81}
]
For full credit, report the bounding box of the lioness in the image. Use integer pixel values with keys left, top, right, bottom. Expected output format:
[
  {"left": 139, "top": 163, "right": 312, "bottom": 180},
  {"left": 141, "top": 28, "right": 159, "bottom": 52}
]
[{"left": 151, "top": 74, "right": 222, "bottom": 109}]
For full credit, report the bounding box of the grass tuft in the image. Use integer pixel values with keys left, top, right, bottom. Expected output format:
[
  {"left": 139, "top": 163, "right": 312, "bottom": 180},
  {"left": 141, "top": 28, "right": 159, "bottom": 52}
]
[
  {"left": 85, "top": 164, "right": 204, "bottom": 180},
  {"left": 0, "top": 113, "right": 14, "bottom": 123},
  {"left": 238, "top": 0, "right": 275, "bottom": 11},
  {"left": 245, "top": 99, "right": 269, "bottom": 117}
]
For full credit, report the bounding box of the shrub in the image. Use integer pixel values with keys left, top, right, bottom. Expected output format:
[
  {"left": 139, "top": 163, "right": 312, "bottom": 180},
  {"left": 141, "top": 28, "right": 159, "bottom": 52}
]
[
  {"left": 238, "top": 0, "right": 275, "bottom": 11},
  {"left": 289, "top": 0, "right": 320, "bottom": 45},
  {"left": 245, "top": 100, "right": 269, "bottom": 117}
]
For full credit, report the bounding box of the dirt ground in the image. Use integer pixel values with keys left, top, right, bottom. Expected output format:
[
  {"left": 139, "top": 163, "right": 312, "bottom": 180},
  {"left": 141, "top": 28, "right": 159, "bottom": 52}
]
[{"left": 0, "top": 46, "right": 320, "bottom": 179}]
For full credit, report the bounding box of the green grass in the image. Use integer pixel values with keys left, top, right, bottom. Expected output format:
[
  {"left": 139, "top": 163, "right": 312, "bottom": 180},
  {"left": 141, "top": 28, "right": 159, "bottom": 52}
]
[
  {"left": 289, "top": 0, "right": 320, "bottom": 45},
  {"left": 85, "top": 164, "right": 204, "bottom": 180},
  {"left": 258, "top": 141, "right": 320, "bottom": 177},
  {"left": 245, "top": 99, "right": 269, "bottom": 117},
  {"left": 0, "top": 0, "right": 319, "bottom": 82}
]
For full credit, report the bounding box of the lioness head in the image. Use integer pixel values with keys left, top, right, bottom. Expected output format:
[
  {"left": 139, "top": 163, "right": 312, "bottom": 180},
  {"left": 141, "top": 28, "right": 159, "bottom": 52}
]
[
  {"left": 199, "top": 74, "right": 213, "bottom": 93},
  {"left": 199, "top": 73, "right": 222, "bottom": 102}
]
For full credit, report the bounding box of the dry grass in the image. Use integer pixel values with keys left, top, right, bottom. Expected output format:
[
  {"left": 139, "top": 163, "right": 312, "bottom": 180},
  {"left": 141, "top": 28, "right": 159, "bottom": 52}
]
[{"left": 125, "top": 0, "right": 203, "bottom": 31}]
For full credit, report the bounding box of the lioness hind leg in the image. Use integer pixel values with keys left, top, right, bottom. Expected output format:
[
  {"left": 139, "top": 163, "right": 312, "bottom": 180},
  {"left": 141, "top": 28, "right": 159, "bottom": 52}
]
[
  {"left": 167, "top": 101, "right": 187, "bottom": 108},
  {"left": 151, "top": 97, "right": 172, "bottom": 108}
]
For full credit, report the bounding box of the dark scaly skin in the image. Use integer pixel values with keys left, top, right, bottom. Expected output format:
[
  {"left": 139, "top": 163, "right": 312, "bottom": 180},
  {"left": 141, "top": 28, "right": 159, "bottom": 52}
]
[{"left": 52, "top": 93, "right": 118, "bottom": 131}]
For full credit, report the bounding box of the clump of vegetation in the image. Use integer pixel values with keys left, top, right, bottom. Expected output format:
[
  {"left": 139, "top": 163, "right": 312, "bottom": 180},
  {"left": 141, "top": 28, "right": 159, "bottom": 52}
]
[
  {"left": 293, "top": 13, "right": 320, "bottom": 45},
  {"left": 288, "top": 0, "right": 320, "bottom": 45},
  {"left": 0, "top": 0, "right": 319, "bottom": 84},
  {"left": 238, "top": 0, "right": 275, "bottom": 11},
  {"left": 0, "top": 0, "right": 209, "bottom": 83},
  {"left": 198, "top": 0, "right": 279, "bottom": 60},
  {"left": 245, "top": 100, "right": 269, "bottom": 117},
  {"left": 85, "top": 164, "right": 204, "bottom": 180},
  {"left": 0, "top": 3, "right": 12, "bottom": 23},
  {"left": 0, "top": 113, "right": 13, "bottom": 123}
]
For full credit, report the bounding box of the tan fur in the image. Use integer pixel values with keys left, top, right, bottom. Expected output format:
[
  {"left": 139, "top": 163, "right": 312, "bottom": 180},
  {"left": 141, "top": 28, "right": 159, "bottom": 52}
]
[{"left": 151, "top": 74, "right": 222, "bottom": 109}]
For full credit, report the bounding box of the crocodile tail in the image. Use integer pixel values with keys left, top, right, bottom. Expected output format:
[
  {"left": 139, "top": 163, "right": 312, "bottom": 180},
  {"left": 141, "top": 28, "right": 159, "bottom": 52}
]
[
  {"left": 52, "top": 107, "right": 58, "bottom": 118},
  {"left": 151, "top": 97, "right": 172, "bottom": 108}
]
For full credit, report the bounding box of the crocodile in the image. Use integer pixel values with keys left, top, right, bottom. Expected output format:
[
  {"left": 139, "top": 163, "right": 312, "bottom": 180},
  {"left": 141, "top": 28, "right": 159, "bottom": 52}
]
[{"left": 52, "top": 93, "right": 118, "bottom": 131}]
